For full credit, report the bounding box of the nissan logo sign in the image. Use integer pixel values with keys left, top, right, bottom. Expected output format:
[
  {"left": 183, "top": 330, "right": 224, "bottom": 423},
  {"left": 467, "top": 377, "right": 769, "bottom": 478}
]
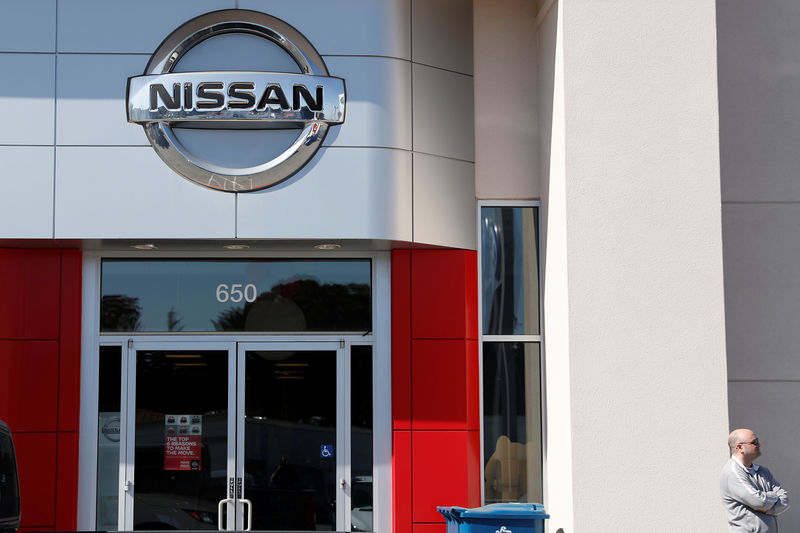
[{"left": 126, "top": 10, "right": 346, "bottom": 192}]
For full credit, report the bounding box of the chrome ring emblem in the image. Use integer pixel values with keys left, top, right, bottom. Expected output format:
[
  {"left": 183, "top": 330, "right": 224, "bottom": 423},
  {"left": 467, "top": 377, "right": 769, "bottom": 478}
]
[{"left": 126, "top": 10, "right": 346, "bottom": 192}]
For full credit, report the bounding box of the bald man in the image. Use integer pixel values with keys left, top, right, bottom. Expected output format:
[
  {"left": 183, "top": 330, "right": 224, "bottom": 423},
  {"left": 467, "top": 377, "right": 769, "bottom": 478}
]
[{"left": 720, "top": 429, "right": 789, "bottom": 532}]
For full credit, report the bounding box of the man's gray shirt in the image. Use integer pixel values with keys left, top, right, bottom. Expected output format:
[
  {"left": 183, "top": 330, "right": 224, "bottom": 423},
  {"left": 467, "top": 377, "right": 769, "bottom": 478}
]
[{"left": 720, "top": 457, "right": 790, "bottom": 532}]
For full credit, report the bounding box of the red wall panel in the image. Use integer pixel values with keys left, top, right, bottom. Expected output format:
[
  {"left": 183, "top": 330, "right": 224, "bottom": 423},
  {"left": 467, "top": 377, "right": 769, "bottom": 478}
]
[
  {"left": 393, "top": 430, "right": 413, "bottom": 533},
  {"left": 412, "top": 430, "right": 481, "bottom": 523},
  {"left": 411, "top": 339, "right": 479, "bottom": 431},
  {"left": 0, "top": 250, "right": 60, "bottom": 340},
  {"left": 58, "top": 250, "right": 82, "bottom": 432},
  {"left": 0, "top": 249, "right": 82, "bottom": 531},
  {"left": 464, "top": 251, "right": 478, "bottom": 340},
  {"left": 13, "top": 433, "right": 58, "bottom": 528},
  {"left": 414, "top": 523, "right": 446, "bottom": 533},
  {"left": 393, "top": 249, "right": 481, "bottom": 531},
  {"left": 410, "top": 250, "right": 478, "bottom": 341},
  {"left": 55, "top": 432, "right": 79, "bottom": 530},
  {"left": 392, "top": 250, "right": 412, "bottom": 430},
  {"left": 0, "top": 341, "right": 59, "bottom": 433}
]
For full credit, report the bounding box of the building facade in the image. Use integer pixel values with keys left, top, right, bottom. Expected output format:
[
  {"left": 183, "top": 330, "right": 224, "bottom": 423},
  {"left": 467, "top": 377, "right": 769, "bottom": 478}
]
[{"left": 3, "top": 1, "right": 791, "bottom": 532}]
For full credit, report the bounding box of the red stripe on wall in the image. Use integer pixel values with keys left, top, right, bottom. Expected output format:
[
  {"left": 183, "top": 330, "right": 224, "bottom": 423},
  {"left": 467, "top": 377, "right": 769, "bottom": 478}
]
[
  {"left": 0, "top": 249, "right": 82, "bottom": 531},
  {"left": 391, "top": 249, "right": 412, "bottom": 430},
  {"left": 392, "top": 248, "right": 481, "bottom": 529},
  {"left": 59, "top": 250, "right": 82, "bottom": 433}
]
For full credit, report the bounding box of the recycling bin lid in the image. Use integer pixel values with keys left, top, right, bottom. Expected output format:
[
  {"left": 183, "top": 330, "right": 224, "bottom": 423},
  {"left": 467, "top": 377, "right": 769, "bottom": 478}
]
[{"left": 437, "top": 503, "right": 549, "bottom": 519}]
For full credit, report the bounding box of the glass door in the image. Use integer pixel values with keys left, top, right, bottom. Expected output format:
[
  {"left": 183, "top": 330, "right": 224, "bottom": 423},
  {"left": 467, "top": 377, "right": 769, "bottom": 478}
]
[
  {"left": 122, "top": 341, "right": 349, "bottom": 531},
  {"left": 236, "top": 342, "right": 345, "bottom": 531},
  {"left": 123, "top": 342, "right": 236, "bottom": 531}
]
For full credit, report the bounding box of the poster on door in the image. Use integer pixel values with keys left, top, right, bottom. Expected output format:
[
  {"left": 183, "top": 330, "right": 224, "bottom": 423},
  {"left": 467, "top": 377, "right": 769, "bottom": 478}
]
[{"left": 164, "top": 414, "right": 202, "bottom": 471}]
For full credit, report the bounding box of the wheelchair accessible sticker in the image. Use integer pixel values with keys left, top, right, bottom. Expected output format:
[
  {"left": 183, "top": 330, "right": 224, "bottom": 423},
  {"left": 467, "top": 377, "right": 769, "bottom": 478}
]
[{"left": 320, "top": 445, "right": 334, "bottom": 458}]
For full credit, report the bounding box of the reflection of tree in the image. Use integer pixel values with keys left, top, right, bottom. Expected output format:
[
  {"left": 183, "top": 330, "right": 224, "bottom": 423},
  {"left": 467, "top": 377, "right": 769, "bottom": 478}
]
[
  {"left": 100, "top": 294, "right": 142, "bottom": 331},
  {"left": 211, "top": 307, "right": 245, "bottom": 331},
  {"left": 166, "top": 306, "right": 184, "bottom": 332},
  {"left": 211, "top": 279, "right": 371, "bottom": 332}
]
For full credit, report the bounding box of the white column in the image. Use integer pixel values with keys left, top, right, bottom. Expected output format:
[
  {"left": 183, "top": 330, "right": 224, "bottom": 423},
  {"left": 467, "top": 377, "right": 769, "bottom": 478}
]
[{"left": 540, "top": 1, "right": 730, "bottom": 530}]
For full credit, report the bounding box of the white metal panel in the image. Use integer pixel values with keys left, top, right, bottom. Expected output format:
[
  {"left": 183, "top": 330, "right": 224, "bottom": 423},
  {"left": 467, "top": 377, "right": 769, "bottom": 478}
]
[
  {"left": 54, "top": 147, "right": 236, "bottom": 238},
  {"left": 236, "top": 147, "right": 412, "bottom": 241},
  {"left": 0, "top": 54, "right": 55, "bottom": 145},
  {"left": 57, "top": 54, "right": 150, "bottom": 146},
  {"left": 57, "top": 0, "right": 234, "bottom": 53},
  {"left": 475, "top": 0, "right": 539, "bottom": 200},
  {"left": 371, "top": 254, "right": 392, "bottom": 533},
  {"left": 412, "top": 0, "right": 473, "bottom": 75},
  {"left": 0, "top": 147, "right": 54, "bottom": 238},
  {"left": 238, "top": 0, "right": 411, "bottom": 59},
  {"left": 322, "top": 57, "right": 412, "bottom": 151},
  {"left": 76, "top": 258, "right": 102, "bottom": 531},
  {"left": 412, "top": 153, "right": 476, "bottom": 249},
  {"left": 0, "top": 0, "right": 56, "bottom": 52},
  {"left": 412, "top": 64, "right": 474, "bottom": 162}
]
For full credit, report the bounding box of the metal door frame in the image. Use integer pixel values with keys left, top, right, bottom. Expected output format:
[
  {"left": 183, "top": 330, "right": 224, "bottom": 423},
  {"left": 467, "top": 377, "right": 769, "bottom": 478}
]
[
  {"left": 78, "top": 251, "right": 392, "bottom": 533},
  {"left": 120, "top": 340, "right": 350, "bottom": 531},
  {"left": 235, "top": 341, "right": 347, "bottom": 531},
  {"left": 121, "top": 340, "right": 238, "bottom": 531}
]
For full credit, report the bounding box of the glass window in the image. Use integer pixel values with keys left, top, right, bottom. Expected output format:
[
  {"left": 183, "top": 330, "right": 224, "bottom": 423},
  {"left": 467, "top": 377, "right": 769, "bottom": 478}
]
[
  {"left": 134, "top": 350, "right": 230, "bottom": 531},
  {"left": 480, "top": 203, "right": 542, "bottom": 506},
  {"left": 100, "top": 260, "right": 372, "bottom": 333},
  {"left": 482, "top": 342, "right": 542, "bottom": 504},
  {"left": 351, "top": 346, "right": 373, "bottom": 532},
  {"left": 481, "top": 207, "right": 539, "bottom": 335},
  {"left": 96, "top": 346, "right": 122, "bottom": 530}
]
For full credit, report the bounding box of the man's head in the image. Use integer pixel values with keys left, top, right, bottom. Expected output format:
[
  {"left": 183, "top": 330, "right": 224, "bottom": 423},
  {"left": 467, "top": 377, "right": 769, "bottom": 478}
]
[{"left": 728, "top": 428, "right": 761, "bottom": 467}]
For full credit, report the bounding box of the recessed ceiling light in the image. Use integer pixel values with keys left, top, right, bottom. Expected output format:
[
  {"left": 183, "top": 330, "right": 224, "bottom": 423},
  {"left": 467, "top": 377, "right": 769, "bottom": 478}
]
[
  {"left": 131, "top": 243, "right": 158, "bottom": 250},
  {"left": 223, "top": 244, "right": 250, "bottom": 250},
  {"left": 314, "top": 243, "right": 341, "bottom": 250}
]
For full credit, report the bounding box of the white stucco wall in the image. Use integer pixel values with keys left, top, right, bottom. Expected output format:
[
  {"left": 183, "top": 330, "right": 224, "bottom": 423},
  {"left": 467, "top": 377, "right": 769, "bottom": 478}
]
[
  {"left": 537, "top": 2, "right": 575, "bottom": 531},
  {"left": 537, "top": 1, "right": 730, "bottom": 530}
]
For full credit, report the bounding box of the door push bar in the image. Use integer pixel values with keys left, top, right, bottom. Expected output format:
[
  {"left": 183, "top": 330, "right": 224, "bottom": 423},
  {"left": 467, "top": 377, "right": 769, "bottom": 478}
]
[
  {"left": 216, "top": 498, "right": 253, "bottom": 531},
  {"left": 217, "top": 498, "right": 233, "bottom": 531},
  {"left": 240, "top": 498, "right": 253, "bottom": 531}
]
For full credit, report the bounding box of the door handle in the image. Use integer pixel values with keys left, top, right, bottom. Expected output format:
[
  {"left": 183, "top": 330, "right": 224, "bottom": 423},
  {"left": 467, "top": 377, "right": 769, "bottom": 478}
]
[
  {"left": 218, "top": 498, "right": 233, "bottom": 530},
  {"left": 240, "top": 498, "right": 253, "bottom": 531}
]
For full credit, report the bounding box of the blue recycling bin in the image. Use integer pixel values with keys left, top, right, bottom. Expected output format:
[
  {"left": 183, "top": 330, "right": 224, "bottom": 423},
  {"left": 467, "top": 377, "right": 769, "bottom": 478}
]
[{"left": 437, "top": 503, "right": 548, "bottom": 533}]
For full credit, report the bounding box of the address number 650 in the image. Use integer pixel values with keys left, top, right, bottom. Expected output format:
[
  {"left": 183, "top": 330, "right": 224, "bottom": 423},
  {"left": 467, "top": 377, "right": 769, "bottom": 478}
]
[{"left": 216, "top": 283, "right": 258, "bottom": 303}]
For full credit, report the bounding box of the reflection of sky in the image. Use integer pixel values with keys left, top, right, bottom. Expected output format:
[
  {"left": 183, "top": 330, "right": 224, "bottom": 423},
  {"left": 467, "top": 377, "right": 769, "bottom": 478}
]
[
  {"left": 481, "top": 207, "right": 542, "bottom": 336},
  {"left": 482, "top": 208, "right": 527, "bottom": 335},
  {"left": 101, "top": 260, "right": 371, "bottom": 331}
]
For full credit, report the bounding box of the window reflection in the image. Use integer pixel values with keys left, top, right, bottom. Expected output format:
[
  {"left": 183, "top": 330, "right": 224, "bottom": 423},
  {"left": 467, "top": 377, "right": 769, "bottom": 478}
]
[
  {"left": 481, "top": 207, "right": 539, "bottom": 335},
  {"left": 351, "top": 346, "right": 373, "bottom": 532},
  {"left": 482, "top": 342, "right": 542, "bottom": 504},
  {"left": 244, "top": 350, "right": 337, "bottom": 530},
  {"left": 96, "top": 346, "right": 122, "bottom": 530},
  {"left": 133, "top": 351, "right": 229, "bottom": 531},
  {"left": 100, "top": 260, "right": 371, "bottom": 333}
]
